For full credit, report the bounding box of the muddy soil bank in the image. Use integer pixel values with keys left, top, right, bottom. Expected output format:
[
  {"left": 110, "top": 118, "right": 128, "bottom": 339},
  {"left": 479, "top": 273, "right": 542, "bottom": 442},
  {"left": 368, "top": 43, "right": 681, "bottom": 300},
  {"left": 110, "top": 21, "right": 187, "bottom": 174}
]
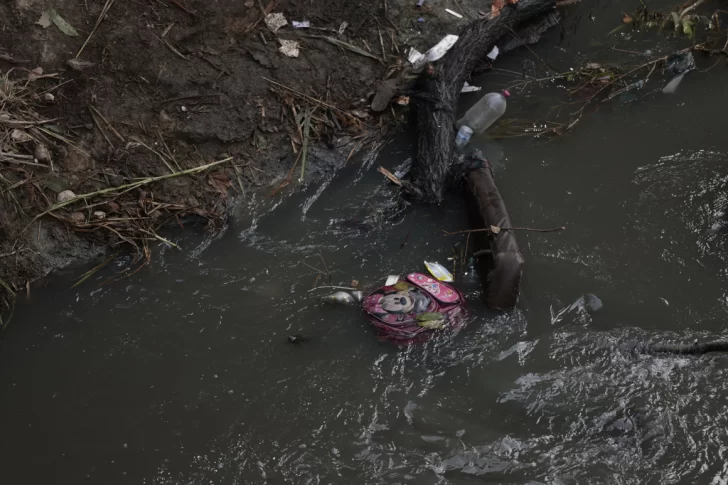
[{"left": 0, "top": 0, "right": 491, "bottom": 313}]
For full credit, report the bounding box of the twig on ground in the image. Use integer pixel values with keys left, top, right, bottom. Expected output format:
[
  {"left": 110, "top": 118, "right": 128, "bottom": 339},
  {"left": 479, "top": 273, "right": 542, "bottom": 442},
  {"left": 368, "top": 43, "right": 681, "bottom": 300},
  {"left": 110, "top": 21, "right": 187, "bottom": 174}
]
[
  {"left": 298, "top": 107, "right": 312, "bottom": 183},
  {"left": 90, "top": 106, "right": 125, "bottom": 142},
  {"left": 89, "top": 108, "right": 114, "bottom": 148},
  {"left": 24, "top": 157, "right": 232, "bottom": 230},
  {"left": 77, "top": 0, "right": 117, "bottom": 58}
]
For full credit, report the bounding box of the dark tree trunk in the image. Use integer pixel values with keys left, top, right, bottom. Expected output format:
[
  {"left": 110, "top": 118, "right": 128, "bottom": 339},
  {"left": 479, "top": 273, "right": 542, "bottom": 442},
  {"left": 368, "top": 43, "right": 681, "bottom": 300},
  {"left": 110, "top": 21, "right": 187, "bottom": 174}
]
[
  {"left": 411, "top": 0, "right": 557, "bottom": 203},
  {"left": 466, "top": 167, "right": 524, "bottom": 310}
]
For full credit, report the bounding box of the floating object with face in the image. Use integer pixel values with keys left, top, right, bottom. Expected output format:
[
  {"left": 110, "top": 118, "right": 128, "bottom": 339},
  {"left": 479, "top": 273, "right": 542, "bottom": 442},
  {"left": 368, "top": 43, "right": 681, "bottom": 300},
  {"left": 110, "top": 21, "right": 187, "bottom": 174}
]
[{"left": 362, "top": 273, "right": 467, "bottom": 341}]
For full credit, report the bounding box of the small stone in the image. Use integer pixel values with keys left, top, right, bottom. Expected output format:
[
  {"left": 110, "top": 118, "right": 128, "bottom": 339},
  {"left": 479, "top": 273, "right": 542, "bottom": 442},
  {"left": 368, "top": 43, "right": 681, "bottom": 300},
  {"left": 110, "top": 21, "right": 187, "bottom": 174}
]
[
  {"left": 69, "top": 212, "right": 86, "bottom": 224},
  {"left": 180, "top": 106, "right": 188, "bottom": 112},
  {"left": 57, "top": 190, "right": 76, "bottom": 203},
  {"left": 43, "top": 93, "right": 55, "bottom": 103},
  {"left": 10, "top": 129, "right": 32, "bottom": 143},
  {"left": 92, "top": 211, "right": 106, "bottom": 221},
  {"left": 34, "top": 143, "right": 51, "bottom": 163}
]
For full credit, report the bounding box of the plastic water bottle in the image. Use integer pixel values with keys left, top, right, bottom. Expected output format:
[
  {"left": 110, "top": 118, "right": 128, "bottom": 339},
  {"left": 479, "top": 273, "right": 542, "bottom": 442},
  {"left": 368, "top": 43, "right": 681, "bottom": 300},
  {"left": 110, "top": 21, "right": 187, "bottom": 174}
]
[
  {"left": 456, "top": 90, "right": 510, "bottom": 134},
  {"left": 454, "top": 125, "right": 473, "bottom": 149}
]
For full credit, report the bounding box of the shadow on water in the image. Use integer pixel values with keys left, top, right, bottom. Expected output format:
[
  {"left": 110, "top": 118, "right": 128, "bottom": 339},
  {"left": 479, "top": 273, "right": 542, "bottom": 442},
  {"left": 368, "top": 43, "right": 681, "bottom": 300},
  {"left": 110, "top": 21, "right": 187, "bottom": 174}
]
[{"left": 4, "top": 1, "right": 728, "bottom": 483}]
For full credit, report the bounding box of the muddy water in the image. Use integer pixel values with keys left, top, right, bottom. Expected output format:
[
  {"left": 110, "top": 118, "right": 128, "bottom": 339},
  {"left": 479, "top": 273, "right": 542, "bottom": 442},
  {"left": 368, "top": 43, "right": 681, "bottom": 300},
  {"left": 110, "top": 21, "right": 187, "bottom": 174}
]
[{"left": 4, "top": 2, "right": 728, "bottom": 484}]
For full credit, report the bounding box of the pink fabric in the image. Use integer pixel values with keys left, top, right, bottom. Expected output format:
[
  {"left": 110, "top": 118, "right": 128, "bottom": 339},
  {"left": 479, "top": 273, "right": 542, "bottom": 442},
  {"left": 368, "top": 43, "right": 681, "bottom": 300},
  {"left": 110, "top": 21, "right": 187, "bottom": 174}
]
[{"left": 362, "top": 273, "right": 467, "bottom": 342}]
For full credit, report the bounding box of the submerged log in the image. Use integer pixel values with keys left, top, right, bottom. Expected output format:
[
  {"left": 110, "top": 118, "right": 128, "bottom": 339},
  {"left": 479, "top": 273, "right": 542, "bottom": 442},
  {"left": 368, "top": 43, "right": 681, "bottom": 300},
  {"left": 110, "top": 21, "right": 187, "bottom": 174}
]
[
  {"left": 466, "top": 166, "right": 524, "bottom": 310},
  {"left": 411, "top": 0, "right": 557, "bottom": 203}
]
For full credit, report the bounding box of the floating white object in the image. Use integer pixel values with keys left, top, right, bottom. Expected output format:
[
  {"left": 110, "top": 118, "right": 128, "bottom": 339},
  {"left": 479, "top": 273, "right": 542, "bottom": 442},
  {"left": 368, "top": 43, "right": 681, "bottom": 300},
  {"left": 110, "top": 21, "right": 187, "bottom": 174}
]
[
  {"left": 385, "top": 275, "right": 400, "bottom": 286},
  {"left": 292, "top": 21, "right": 310, "bottom": 28},
  {"left": 461, "top": 82, "right": 482, "bottom": 93},
  {"left": 445, "top": 8, "right": 463, "bottom": 18},
  {"left": 424, "top": 261, "right": 454, "bottom": 282},
  {"left": 410, "top": 35, "right": 459, "bottom": 72},
  {"left": 407, "top": 47, "right": 424, "bottom": 65},
  {"left": 486, "top": 46, "right": 499, "bottom": 60}
]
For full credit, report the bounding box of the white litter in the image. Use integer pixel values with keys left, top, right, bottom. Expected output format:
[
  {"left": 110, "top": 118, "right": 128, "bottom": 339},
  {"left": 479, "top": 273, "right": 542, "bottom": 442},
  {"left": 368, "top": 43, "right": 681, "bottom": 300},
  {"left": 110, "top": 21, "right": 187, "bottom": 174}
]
[
  {"left": 338, "top": 21, "right": 349, "bottom": 35},
  {"left": 265, "top": 12, "right": 288, "bottom": 33},
  {"left": 409, "top": 34, "right": 459, "bottom": 72},
  {"left": 461, "top": 82, "right": 481, "bottom": 93},
  {"left": 279, "top": 39, "right": 300, "bottom": 57},
  {"left": 385, "top": 275, "right": 400, "bottom": 286},
  {"left": 486, "top": 46, "right": 499, "bottom": 60},
  {"left": 445, "top": 8, "right": 463, "bottom": 19},
  {"left": 292, "top": 20, "right": 310, "bottom": 28}
]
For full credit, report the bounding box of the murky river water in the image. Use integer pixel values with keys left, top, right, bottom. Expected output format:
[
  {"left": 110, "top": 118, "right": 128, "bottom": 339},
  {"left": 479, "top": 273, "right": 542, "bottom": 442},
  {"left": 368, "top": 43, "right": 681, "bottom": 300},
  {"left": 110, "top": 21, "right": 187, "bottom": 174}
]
[{"left": 3, "top": 1, "right": 728, "bottom": 484}]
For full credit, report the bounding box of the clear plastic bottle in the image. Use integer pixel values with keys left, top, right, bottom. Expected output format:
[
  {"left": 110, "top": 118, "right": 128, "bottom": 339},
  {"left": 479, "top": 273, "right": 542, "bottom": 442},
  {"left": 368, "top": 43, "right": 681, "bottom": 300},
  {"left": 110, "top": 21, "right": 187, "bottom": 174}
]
[
  {"left": 454, "top": 125, "right": 473, "bottom": 149},
  {"left": 456, "top": 90, "right": 510, "bottom": 134}
]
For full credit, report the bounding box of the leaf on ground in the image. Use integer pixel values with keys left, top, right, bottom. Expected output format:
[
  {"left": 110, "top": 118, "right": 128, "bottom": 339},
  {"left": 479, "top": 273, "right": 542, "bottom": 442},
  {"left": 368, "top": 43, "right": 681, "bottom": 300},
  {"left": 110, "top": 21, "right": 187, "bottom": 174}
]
[
  {"left": 208, "top": 171, "right": 232, "bottom": 197},
  {"left": 36, "top": 11, "right": 52, "bottom": 28},
  {"left": 490, "top": 225, "right": 502, "bottom": 234},
  {"left": 46, "top": 9, "right": 79, "bottom": 37},
  {"left": 682, "top": 17, "right": 695, "bottom": 37}
]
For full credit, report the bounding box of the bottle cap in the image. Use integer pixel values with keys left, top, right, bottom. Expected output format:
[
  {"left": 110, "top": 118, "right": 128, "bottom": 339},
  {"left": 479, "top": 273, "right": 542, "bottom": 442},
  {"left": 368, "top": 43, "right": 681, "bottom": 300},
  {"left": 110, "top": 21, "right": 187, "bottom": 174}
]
[{"left": 502, "top": 89, "right": 511, "bottom": 98}]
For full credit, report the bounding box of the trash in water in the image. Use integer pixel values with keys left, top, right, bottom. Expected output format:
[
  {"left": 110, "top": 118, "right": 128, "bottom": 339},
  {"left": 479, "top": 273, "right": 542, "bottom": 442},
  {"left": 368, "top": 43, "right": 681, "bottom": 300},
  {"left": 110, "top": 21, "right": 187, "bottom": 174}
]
[
  {"left": 385, "top": 275, "right": 400, "bottom": 286},
  {"left": 363, "top": 273, "right": 466, "bottom": 341},
  {"left": 265, "top": 12, "right": 288, "bottom": 33},
  {"left": 461, "top": 82, "right": 482, "bottom": 93},
  {"left": 278, "top": 39, "right": 300, "bottom": 58},
  {"left": 662, "top": 72, "right": 687, "bottom": 94},
  {"left": 351, "top": 291, "right": 364, "bottom": 302},
  {"left": 486, "top": 46, "right": 499, "bottom": 60},
  {"left": 550, "top": 293, "right": 603, "bottom": 325},
  {"left": 666, "top": 51, "right": 695, "bottom": 74},
  {"left": 393, "top": 159, "right": 412, "bottom": 178},
  {"left": 424, "top": 261, "right": 454, "bottom": 282},
  {"left": 454, "top": 125, "right": 473, "bottom": 148},
  {"left": 292, "top": 20, "right": 310, "bottom": 28},
  {"left": 409, "top": 35, "right": 459, "bottom": 72},
  {"left": 321, "top": 291, "right": 356, "bottom": 304}
]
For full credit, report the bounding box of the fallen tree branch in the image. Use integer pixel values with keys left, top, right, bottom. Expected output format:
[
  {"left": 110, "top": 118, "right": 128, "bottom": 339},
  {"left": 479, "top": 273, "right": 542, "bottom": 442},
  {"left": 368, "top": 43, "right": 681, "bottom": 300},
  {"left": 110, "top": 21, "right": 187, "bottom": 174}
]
[{"left": 411, "top": 0, "right": 557, "bottom": 203}]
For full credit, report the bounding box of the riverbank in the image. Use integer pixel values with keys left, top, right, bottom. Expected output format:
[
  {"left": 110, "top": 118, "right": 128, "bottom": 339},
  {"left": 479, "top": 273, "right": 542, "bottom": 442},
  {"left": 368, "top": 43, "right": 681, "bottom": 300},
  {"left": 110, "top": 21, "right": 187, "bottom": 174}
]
[{"left": 0, "top": 0, "right": 493, "bottom": 316}]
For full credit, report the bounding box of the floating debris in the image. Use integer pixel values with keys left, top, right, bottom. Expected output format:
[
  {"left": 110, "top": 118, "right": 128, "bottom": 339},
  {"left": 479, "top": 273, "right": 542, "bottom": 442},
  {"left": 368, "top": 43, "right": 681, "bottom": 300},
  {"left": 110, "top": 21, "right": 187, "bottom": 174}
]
[{"left": 424, "top": 261, "right": 454, "bottom": 282}]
